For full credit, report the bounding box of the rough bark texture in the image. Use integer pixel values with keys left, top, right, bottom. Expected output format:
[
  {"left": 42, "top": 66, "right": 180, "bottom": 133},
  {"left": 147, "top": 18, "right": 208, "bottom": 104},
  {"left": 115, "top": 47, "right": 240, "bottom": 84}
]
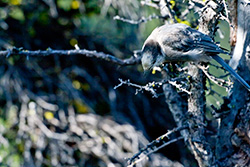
[
  {"left": 146, "top": 0, "right": 250, "bottom": 166},
  {"left": 187, "top": 64, "right": 212, "bottom": 167},
  {"left": 216, "top": 0, "right": 250, "bottom": 166},
  {"left": 160, "top": 0, "right": 224, "bottom": 166},
  {"left": 185, "top": 1, "right": 224, "bottom": 166},
  {"left": 163, "top": 84, "right": 188, "bottom": 139}
]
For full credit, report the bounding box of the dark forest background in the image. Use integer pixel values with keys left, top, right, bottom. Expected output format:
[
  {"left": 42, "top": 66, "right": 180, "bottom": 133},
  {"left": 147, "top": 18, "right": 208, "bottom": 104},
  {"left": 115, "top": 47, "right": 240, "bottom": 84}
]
[{"left": 0, "top": 0, "right": 234, "bottom": 167}]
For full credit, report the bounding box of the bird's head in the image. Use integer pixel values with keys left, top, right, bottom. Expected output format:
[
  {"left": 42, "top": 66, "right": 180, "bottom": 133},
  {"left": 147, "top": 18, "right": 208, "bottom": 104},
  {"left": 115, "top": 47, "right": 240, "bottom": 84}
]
[{"left": 141, "top": 40, "right": 164, "bottom": 72}]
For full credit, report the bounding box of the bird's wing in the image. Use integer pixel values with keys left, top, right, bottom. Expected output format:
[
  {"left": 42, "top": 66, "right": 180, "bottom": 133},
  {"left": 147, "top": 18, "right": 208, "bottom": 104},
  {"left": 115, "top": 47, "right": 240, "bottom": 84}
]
[
  {"left": 158, "top": 24, "right": 227, "bottom": 55},
  {"left": 187, "top": 27, "right": 227, "bottom": 54}
]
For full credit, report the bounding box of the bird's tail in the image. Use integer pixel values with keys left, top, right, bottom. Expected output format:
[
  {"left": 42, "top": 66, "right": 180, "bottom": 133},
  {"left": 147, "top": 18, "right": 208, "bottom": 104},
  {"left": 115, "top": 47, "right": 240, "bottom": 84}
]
[{"left": 212, "top": 55, "right": 250, "bottom": 91}]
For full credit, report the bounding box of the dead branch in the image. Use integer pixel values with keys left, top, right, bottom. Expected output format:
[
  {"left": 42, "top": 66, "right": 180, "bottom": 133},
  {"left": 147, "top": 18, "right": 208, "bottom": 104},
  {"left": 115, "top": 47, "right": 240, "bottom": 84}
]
[
  {"left": 127, "top": 125, "right": 188, "bottom": 166},
  {"left": 113, "top": 14, "right": 166, "bottom": 24},
  {"left": 0, "top": 47, "right": 141, "bottom": 66}
]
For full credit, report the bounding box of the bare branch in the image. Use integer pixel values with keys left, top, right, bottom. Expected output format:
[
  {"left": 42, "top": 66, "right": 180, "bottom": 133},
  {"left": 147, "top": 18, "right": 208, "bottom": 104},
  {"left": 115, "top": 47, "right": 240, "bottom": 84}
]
[
  {"left": 189, "top": 0, "right": 205, "bottom": 8},
  {"left": 222, "top": 0, "right": 230, "bottom": 22},
  {"left": 159, "top": 0, "right": 178, "bottom": 23},
  {"left": 197, "top": 64, "right": 233, "bottom": 90},
  {"left": 127, "top": 126, "right": 188, "bottom": 166},
  {"left": 169, "top": 80, "right": 192, "bottom": 95},
  {"left": 114, "top": 77, "right": 192, "bottom": 98},
  {"left": 114, "top": 79, "right": 161, "bottom": 98},
  {"left": 141, "top": 0, "right": 160, "bottom": 9},
  {"left": 113, "top": 14, "right": 165, "bottom": 24},
  {"left": 0, "top": 48, "right": 141, "bottom": 66}
]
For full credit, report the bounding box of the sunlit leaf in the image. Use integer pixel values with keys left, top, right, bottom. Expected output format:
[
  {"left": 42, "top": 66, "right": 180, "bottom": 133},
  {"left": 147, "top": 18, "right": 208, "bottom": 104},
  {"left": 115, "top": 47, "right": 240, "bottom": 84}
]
[
  {"left": 44, "top": 111, "right": 54, "bottom": 120},
  {"left": 70, "top": 38, "right": 78, "bottom": 47},
  {"left": 152, "top": 69, "right": 156, "bottom": 74},
  {"left": 9, "top": 7, "right": 25, "bottom": 21},
  {"left": 180, "top": 20, "right": 191, "bottom": 26},
  {"left": 71, "top": 0, "right": 80, "bottom": 9},
  {"left": 170, "top": 0, "right": 175, "bottom": 9},
  {"left": 57, "top": 0, "right": 72, "bottom": 11},
  {"left": 72, "top": 80, "right": 81, "bottom": 90},
  {"left": 73, "top": 100, "right": 89, "bottom": 113},
  {"left": 10, "top": 0, "right": 22, "bottom": 5}
]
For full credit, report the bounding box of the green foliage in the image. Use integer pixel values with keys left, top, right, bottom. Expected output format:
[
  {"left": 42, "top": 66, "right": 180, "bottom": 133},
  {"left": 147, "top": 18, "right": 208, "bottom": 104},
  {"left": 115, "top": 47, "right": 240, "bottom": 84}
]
[
  {"left": 0, "top": 117, "right": 22, "bottom": 167},
  {"left": 57, "top": 0, "right": 73, "bottom": 11},
  {"left": 9, "top": 6, "right": 25, "bottom": 21},
  {"left": 206, "top": 20, "right": 231, "bottom": 109}
]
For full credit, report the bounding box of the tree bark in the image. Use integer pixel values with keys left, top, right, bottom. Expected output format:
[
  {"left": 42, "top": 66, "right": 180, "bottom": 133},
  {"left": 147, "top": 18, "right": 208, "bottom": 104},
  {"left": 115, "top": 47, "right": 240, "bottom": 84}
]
[
  {"left": 159, "top": 0, "right": 250, "bottom": 166},
  {"left": 216, "top": 0, "right": 250, "bottom": 166},
  {"left": 185, "top": 1, "right": 223, "bottom": 166}
]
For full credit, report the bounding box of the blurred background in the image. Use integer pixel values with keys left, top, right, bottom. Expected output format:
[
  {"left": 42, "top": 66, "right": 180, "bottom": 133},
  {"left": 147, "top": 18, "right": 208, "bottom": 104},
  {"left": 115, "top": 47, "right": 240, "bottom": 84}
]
[{"left": 0, "top": 0, "right": 230, "bottom": 166}]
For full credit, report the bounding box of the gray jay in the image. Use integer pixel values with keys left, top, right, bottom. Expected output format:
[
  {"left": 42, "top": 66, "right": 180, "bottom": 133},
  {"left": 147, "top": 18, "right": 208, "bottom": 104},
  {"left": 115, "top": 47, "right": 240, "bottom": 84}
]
[{"left": 141, "top": 23, "right": 250, "bottom": 91}]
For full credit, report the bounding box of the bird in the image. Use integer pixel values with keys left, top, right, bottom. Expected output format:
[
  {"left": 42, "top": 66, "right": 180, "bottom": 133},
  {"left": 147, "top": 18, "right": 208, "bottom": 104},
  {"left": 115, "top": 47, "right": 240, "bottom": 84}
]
[{"left": 141, "top": 23, "right": 250, "bottom": 91}]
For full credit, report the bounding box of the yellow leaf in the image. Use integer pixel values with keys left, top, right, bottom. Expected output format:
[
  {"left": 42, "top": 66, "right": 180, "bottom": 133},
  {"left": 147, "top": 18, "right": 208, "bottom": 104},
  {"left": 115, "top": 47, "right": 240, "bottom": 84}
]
[
  {"left": 180, "top": 20, "right": 191, "bottom": 26},
  {"left": 9, "top": 7, "right": 25, "bottom": 21},
  {"left": 82, "top": 83, "right": 90, "bottom": 91},
  {"left": 170, "top": 0, "right": 175, "bottom": 9},
  {"left": 70, "top": 38, "right": 78, "bottom": 47},
  {"left": 72, "top": 80, "right": 81, "bottom": 90},
  {"left": 175, "top": 16, "right": 181, "bottom": 23},
  {"left": 152, "top": 69, "right": 156, "bottom": 74},
  {"left": 44, "top": 111, "right": 54, "bottom": 120},
  {"left": 71, "top": 0, "right": 80, "bottom": 9},
  {"left": 10, "top": 0, "right": 22, "bottom": 5},
  {"left": 74, "top": 100, "right": 89, "bottom": 113}
]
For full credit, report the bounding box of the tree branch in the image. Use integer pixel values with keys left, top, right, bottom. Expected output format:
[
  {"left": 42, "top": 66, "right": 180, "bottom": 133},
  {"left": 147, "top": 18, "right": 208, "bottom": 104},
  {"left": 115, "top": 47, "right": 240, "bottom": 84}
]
[
  {"left": 127, "top": 126, "right": 188, "bottom": 166},
  {"left": 113, "top": 14, "right": 166, "bottom": 25},
  {"left": 0, "top": 48, "right": 141, "bottom": 66}
]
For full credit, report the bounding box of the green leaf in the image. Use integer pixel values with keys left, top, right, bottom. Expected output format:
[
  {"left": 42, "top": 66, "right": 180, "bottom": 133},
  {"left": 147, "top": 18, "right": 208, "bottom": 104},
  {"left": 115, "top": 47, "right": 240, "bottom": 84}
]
[{"left": 9, "top": 7, "right": 25, "bottom": 21}]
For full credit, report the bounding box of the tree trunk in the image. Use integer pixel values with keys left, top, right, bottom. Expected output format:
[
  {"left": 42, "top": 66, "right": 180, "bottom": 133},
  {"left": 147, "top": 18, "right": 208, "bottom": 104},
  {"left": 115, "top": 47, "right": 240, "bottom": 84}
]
[
  {"left": 216, "top": 0, "right": 250, "bottom": 166},
  {"left": 162, "top": 0, "right": 250, "bottom": 166}
]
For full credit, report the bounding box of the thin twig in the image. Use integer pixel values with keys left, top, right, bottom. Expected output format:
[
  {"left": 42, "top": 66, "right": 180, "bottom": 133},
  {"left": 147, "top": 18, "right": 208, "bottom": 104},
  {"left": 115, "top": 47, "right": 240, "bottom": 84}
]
[
  {"left": 159, "top": 0, "right": 178, "bottom": 23},
  {"left": 197, "top": 64, "right": 232, "bottom": 90},
  {"left": 114, "top": 77, "right": 191, "bottom": 98},
  {"left": 189, "top": 0, "right": 205, "bottom": 7},
  {"left": 114, "top": 79, "right": 161, "bottom": 98},
  {"left": 169, "top": 80, "right": 192, "bottom": 95},
  {"left": 222, "top": 0, "right": 229, "bottom": 21},
  {"left": 127, "top": 125, "right": 188, "bottom": 166},
  {"left": 128, "top": 137, "right": 184, "bottom": 167},
  {"left": 113, "top": 14, "right": 165, "bottom": 24},
  {"left": 141, "top": 0, "right": 159, "bottom": 9}
]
